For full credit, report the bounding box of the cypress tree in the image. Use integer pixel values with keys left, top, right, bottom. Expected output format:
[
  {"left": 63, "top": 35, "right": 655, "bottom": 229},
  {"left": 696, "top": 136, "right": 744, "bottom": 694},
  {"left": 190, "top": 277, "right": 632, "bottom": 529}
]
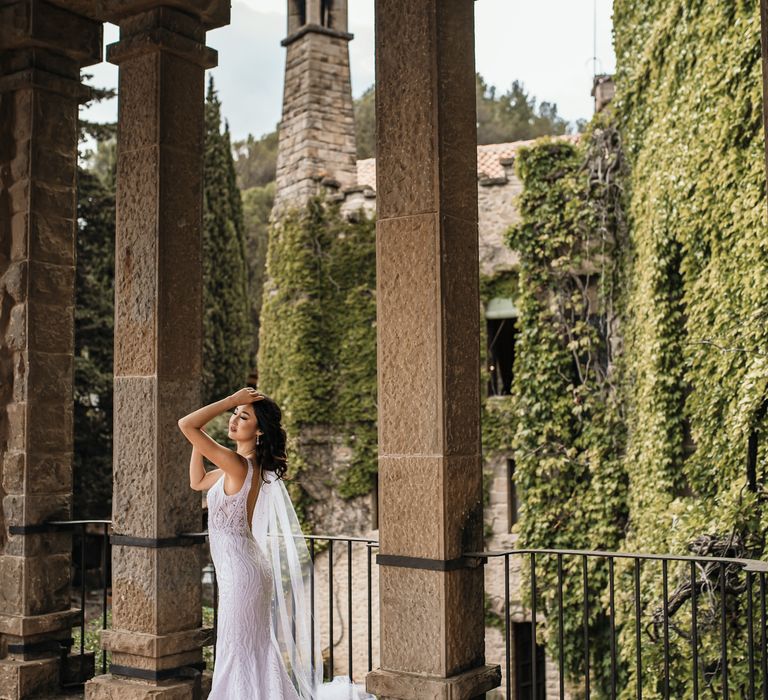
[{"left": 203, "top": 75, "right": 252, "bottom": 403}]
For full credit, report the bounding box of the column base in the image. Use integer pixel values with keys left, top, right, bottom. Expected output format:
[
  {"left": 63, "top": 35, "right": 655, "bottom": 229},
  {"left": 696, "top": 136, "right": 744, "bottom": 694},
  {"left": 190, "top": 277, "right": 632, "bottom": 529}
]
[
  {"left": 366, "top": 664, "right": 501, "bottom": 700},
  {"left": 85, "top": 670, "right": 212, "bottom": 699},
  {"left": 0, "top": 656, "right": 59, "bottom": 700}
]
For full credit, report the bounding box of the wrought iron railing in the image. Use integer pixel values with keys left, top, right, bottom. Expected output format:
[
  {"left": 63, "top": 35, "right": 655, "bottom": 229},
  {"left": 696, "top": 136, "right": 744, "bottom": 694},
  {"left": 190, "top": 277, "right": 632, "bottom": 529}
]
[
  {"left": 42, "top": 519, "right": 378, "bottom": 687},
  {"left": 467, "top": 547, "right": 768, "bottom": 699},
  {"left": 36, "top": 519, "right": 768, "bottom": 699}
]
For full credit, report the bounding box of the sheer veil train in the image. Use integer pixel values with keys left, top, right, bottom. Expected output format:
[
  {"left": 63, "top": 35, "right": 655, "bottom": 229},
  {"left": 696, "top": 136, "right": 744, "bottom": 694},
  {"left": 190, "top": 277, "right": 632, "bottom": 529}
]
[{"left": 250, "top": 469, "right": 375, "bottom": 700}]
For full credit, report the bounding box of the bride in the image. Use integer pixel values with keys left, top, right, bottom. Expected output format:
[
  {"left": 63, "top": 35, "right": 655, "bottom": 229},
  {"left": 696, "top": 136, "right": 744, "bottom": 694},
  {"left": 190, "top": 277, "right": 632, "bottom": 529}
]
[{"left": 179, "top": 386, "right": 374, "bottom": 699}]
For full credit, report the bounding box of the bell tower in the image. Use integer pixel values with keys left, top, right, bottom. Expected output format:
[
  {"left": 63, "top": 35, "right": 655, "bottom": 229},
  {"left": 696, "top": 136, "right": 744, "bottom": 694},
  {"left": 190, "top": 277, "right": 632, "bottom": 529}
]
[{"left": 273, "top": 0, "right": 358, "bottom": 214}]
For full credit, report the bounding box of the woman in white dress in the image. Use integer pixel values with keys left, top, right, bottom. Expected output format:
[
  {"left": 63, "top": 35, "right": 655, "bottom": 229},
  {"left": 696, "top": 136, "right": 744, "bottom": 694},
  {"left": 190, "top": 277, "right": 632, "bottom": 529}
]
[{"left": 179, "top": 387, "right": 374, "bottom": 700}]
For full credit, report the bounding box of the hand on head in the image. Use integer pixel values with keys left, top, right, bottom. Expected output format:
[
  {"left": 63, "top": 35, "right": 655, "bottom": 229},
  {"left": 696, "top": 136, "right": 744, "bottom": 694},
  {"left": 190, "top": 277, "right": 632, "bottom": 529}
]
[{"left": 230, "top": 387, "right": 266, "bottom": 406}]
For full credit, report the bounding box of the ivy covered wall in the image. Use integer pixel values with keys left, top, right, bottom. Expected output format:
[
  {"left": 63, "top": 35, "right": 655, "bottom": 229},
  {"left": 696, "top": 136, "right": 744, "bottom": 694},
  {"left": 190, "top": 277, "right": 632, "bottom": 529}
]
[
  {"left": 505, "top": 1, "right": 768, "bottom": 696},
  {"left": 257, "top": 198, "right": 377, "bottom": 521}
]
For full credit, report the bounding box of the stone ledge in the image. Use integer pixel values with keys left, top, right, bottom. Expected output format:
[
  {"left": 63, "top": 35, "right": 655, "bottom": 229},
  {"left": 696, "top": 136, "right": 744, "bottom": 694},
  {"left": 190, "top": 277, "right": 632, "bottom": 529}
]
[
  {"left": 0, "top": 608, "right": 81, "bottom": 637},
  {"left": 85, "top": 671, "right": 205, "bottom": 699},
  {"left": 99, "top": 627, "right": 205, "bottom": 659},
  {"left": 366, "top": 664, "right": 501, "bottom": 700}
]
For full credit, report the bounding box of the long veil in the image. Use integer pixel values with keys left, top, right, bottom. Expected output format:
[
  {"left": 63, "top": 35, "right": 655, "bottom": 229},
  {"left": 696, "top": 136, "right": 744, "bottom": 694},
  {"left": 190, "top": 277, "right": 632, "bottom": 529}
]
[{"left": 250, "top": 469, "right": 375, "bottom": 700}]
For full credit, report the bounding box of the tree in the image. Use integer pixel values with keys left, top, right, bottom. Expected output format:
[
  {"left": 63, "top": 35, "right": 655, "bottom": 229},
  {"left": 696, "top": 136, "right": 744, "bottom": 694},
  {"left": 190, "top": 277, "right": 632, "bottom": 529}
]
[
  {"left": 475, "top": 74, "right": 569, "bottom": 144},
  {"left": 203, "top": 76, "right": 253, "bottom": 403},
  {"left": 354, "top": 85, "right": 376, "bottom": 159},
  {"left": 241, "top": 182, "right": 276, "bottom": 364},
  {"left": 232, "top": 130, "right": 279, "bottom": 189},
  {"left": 74, "top": 76, "right": 117, "bottom": 518}
]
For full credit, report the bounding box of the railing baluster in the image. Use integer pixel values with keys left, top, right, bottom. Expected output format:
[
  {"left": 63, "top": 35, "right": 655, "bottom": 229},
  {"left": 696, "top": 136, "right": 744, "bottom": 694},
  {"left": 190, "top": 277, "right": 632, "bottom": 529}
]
[
  {"left": 720, "top": 561, "right": 729, "bottom": 699},
  {"left": 505, "top": 553, "right": 511, "bottom": 699},
  {"left": 80, "top": 523, "right": 86, "bottom": 659},
  {"left": 531, "top": 553, "right": 537, "bottom": 700},
  {"left": 583, "top": 554, "right": 590, "bottom": 699},
  {"left": 213, "top": 565, "right": 218, "bottom": 663},
  {"left": 367, "top": 541, "right": 372, "bottom": 673},
  {"left": 691, "top": 560, "right": 698, "bottom": 700},
  {"left": 609, "top": 556, "right": 616, "bottom": 700},
  {"left": 634, "top": 556, "right": 642, "bottom": 700},
  {"left": 662, "top": 558, "right": 670, "bottom": 699},
  {"left": 102, "top": 521, "right": 109, "bottom": 674},
  {"left": 347, "top": 539, "right": 353, "bottom": 681},
  {"left": 760, "top": 572, "right": 767, "bottom": 700},
  {"left": 557, "top": 553, "right": 565, "bottom": 700},
  {"left": 748, "top": 569, "right": 756, "bottom": 700},
  {"left": 328, "top": 539, "right": 334, "bottom": 680},
  {"left": 310, "top": 538, "right": 316, "bottom": 677}
]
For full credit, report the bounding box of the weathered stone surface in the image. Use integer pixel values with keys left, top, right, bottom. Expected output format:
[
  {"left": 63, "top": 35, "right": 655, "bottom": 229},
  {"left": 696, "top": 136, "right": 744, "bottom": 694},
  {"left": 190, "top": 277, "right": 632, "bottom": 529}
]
[
  {"left": 0, "top": 655, "right": 59, "bottom": 699},
  {"left": 366, "top": 663, "right": 501, "bottom": 700},
  {"left": 371, "top": 0, "right": 494, "bottom": 693},
  {"left": 273, "top": 19, "right": 358, "bottom": 214},
  {"left": 111, "top": 547, "right": 200, "bottom": 636},
  {"left": 0, "top": 0, "right": 102, "bottom": 63},
  {"left": 85, "top": 673, "right": 200, "bottom": 699},
  {"left": 85, "top": 9, "right": 222, "bottom": 694},
  {"left": 376, "top": 213, "right": 440, "bottom": 457}
]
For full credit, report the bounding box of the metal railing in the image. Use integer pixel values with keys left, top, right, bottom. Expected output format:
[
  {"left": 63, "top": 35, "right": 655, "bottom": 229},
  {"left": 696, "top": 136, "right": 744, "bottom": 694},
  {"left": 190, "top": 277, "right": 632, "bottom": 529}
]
[
  {"left": 44, "top": 519, "right": 379, "bottom": 686},
  {"left": 467, "top": 546, "right": 768, "bottom": 699},
  {"left": 40, "top": 519, "right": 768, "bottom": 698}
]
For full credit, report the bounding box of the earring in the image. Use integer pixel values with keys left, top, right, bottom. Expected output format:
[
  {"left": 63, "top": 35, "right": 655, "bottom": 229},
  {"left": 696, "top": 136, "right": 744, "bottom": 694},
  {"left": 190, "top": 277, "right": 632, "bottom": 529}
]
[{"left": 256, "top": 433, "right": 262, "bottom": 446}]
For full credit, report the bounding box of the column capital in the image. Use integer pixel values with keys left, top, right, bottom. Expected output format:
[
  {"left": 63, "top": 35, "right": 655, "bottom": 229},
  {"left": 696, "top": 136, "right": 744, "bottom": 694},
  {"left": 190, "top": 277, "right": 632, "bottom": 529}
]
[
  {"left": 106, "top": 7, "right": 217, "bottom": 68},
  {"left": 0, "top": 0, "right": 102, "bottom": 66},
  {"left": 99, "top": 0, "right": 230, "bottom": 30}
]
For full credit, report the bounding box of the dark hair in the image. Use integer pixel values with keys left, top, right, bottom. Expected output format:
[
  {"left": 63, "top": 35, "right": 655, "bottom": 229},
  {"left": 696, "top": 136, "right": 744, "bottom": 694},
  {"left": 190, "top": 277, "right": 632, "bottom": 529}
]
[{"left": 250, "top": 394, "right": 288, "bottom": 482}]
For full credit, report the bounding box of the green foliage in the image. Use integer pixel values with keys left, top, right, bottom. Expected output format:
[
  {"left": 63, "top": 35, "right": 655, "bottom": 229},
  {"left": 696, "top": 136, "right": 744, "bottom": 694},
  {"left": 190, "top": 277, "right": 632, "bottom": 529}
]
[
  {"left": 258, "top": 198, "right": 377, "bottom": 515},
  {"left": 354, "top": 85, "right": 376, "bottom": 159},
  {"left": 507, "top": 121, "right": 629, "bottom": 691},
  {"left": 203, "top": 76, "right": 253, "bottom": 403},
  {"left": 242, "top": 182, "right": 276, "bottom": 364},
  {"left": 476, "top": 74, "right": 570, "bottom": 144},
  {"left": 74, "top": 156, "right": 116, "bottom": 520},
  {"left": 611, "top": 1, "right": 768, "bottom": 696},
  {"left": 233, "top": 129, "right": 279, "bottom": 190}
]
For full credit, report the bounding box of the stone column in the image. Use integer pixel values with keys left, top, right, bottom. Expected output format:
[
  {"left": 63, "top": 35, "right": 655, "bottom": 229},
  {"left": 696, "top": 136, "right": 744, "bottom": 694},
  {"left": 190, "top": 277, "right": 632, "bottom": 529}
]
[
  {"left": 84, "top": 3, "right": 227, "bottom": 698},
  {"left": 0, "top": 1, "right": 101, "bottom": 697},
  {"left": 366, "top": 1, "right": 501, "bottom": 699}
]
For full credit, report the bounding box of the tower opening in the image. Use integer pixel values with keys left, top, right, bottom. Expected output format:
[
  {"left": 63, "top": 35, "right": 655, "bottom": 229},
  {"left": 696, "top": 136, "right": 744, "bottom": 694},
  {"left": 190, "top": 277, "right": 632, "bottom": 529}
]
[
  {"left": 321, "top": 0, "right": 332, "bottom": 28},
  {"left": 288, "top": 0, "right": 306, "bottom": 33}
]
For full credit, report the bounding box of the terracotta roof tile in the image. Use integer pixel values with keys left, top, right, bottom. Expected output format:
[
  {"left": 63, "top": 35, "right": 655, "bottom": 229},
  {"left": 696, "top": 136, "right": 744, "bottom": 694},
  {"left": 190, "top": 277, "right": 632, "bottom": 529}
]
[{"left": 355, "top": 136, "right": 578, "bottom": 191}]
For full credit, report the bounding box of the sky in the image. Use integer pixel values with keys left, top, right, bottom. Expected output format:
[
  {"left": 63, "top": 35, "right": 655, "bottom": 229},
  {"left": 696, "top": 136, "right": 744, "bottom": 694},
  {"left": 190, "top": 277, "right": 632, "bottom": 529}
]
[{"left": 80, "top": 0, "right": 616, "bottom": 143}]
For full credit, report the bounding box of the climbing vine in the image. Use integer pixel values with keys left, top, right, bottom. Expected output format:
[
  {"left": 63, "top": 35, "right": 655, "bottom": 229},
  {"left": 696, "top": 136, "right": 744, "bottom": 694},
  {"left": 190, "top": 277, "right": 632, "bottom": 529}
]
[
  {"left": 507, "top": 119, "right": 629, "bottom": 692},
  {"left": 508, "top": 2, "right": 768, "bottom": 696},
  {"left": 257, "top": 196, "right": 377, "bottom": 520},
  {"left": 610, "top": 0, "right": 768, "bottom": 696}
]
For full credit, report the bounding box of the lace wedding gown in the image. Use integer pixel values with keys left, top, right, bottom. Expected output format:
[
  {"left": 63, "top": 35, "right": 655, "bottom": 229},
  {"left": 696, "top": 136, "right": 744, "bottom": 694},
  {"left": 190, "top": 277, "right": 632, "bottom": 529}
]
[
  {"left": 207, "top": 456, "right": 300, "bottom": 699},
  {"left": 206, "top": 456, "right": 375, "bottom": 700}
]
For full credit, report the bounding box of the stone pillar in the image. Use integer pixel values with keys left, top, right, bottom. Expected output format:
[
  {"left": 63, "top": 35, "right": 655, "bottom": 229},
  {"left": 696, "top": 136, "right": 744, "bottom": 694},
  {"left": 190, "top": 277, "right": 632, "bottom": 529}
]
[
  {"left": 273, "top": 0, "right": 358, "bottom": 214},
  {"left": 84, "top": 3, "right": 227, "bottom": 698},
  {"left": 366, "top": 1, "right": 501, "bottom": 699},
  {"left": 0, "top": 1, "right": 101, "bottom": 697}
]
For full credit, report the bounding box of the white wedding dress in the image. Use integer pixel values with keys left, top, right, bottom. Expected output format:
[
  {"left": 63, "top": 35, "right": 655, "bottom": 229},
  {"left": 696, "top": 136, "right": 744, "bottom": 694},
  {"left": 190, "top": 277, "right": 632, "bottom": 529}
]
[{"left": 206, "top": 456, "right": 375, "bottom": 699}]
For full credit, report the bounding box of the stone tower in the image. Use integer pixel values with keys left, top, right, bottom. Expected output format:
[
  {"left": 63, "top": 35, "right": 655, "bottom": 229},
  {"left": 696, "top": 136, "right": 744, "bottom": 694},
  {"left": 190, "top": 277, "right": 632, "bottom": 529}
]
[{"left": 273, "top": 0, "right": 358, "bottom": 214}]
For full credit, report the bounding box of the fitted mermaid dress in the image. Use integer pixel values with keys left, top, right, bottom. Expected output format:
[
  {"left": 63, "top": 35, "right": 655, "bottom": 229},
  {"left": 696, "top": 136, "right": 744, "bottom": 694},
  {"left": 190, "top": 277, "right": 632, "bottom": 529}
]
[{"left": 206, "top": 457, "right": 300, "bottom": 699}]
